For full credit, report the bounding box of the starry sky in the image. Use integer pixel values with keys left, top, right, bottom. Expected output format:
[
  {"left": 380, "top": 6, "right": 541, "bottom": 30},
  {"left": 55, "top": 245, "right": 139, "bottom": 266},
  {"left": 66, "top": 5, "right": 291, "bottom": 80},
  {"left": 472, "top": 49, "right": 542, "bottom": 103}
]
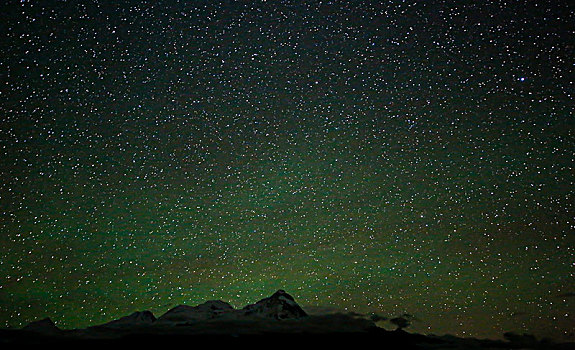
[{"left": 1, "top": 0, "right": 574, "bottom": 342}]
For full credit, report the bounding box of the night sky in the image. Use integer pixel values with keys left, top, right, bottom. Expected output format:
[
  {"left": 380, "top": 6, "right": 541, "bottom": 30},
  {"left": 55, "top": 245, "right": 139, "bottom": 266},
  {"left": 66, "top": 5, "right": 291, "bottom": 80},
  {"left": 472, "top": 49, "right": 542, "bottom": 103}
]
[{"left": 1, "top": 0, "right": 574, "bottom": 342}]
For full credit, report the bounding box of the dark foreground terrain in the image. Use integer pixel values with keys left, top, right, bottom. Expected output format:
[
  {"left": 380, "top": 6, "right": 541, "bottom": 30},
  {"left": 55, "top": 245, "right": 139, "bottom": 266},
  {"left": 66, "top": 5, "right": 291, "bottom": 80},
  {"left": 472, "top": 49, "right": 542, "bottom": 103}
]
[{"left": 1, "top": 326, "right": 572, "bottom": 349}]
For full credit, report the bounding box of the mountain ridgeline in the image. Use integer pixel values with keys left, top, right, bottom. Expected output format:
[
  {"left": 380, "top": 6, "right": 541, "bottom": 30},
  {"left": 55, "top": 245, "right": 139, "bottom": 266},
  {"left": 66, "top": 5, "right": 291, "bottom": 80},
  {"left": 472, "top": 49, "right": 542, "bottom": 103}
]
[
  {"left": 3, "top": 290, "right": 573, "bottom": 349},
  {"left": 124, "top": 289, "right": 309, "bottom": 327}
]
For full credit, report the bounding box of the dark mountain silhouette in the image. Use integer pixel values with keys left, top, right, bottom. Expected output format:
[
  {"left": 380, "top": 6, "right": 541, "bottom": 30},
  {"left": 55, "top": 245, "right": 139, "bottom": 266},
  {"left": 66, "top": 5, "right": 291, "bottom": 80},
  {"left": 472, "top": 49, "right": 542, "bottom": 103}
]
[
  {"left": 22, "top": 317, "right": 61, "bottom": 335},
  {"left": 242, "top": 289, "right": 308, "bottom": 320},
  {"left": 155, "top": 290, "right": 307, "bottom": 324},
  {"left": 156, "top": 300, "right": 234, "bottom": 324},
  {"left": 101, "top": 311, "right": 156, "bottom": 328},
  {"left": 1, "top": 290, "right": 573, "bottom": 349}
]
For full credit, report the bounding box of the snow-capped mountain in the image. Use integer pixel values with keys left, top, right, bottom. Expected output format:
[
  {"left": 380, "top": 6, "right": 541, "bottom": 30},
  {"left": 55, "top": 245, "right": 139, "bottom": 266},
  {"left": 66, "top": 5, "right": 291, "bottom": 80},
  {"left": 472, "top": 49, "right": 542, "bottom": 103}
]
[
  {"left": 156, "top": 300, "right": 235, "bottom": 324},
  {"left": 241, "top": 289, "right": 308, "bottom": 320},
  {"left": 154, "top": 290, "right": 306, "bottom": 325}
]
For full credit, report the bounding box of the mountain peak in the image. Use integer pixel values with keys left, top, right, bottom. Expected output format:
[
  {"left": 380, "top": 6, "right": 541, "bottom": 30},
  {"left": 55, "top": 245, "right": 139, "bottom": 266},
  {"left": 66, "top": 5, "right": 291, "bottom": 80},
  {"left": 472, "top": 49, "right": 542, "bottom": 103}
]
[
  {"left": 101, "top": 310, "right": 156, "bottom": 328},
  {"left": 195, "top": 300, "right": 235, "bottom": 311},
  {"left": 156, "top": 300, "right": 234, "bottom": 324},
  {"left": 23, "top": 317, "right": 61, "bottom": 334},
  {"left": 243, "top": 290, "right": 307, "bottom": 320},
  {"left": 271, "top": 289, "right": 289, "bottom": 297}
]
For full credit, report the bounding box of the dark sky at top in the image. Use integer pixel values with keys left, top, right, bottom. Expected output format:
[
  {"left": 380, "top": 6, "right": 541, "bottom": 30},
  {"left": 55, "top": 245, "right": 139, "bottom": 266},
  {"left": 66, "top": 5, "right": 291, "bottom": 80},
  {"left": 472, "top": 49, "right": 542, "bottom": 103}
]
[{"left": 0, "top": 0, "right": 574, "bottom": 342}]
